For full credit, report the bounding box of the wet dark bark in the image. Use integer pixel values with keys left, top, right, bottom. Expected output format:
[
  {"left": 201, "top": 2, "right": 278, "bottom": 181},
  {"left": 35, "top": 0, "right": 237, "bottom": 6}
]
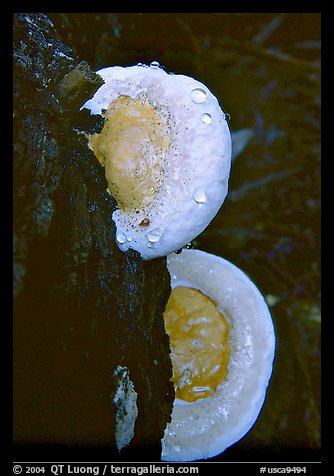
[{"left": 13, "top": 13, "right": 174, "bottom": 461}]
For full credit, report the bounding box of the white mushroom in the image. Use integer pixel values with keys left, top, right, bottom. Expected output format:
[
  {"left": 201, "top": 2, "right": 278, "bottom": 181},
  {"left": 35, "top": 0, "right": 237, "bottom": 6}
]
[
  {"left": 161, "top": 249, "right": 276, "bottom": 462},
  {"left": 82, "top": 63, "right": 231, "bottom": 259}
]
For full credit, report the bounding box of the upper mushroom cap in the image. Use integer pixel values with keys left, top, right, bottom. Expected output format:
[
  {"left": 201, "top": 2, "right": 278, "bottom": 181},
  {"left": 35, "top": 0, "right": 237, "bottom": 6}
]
[{"left": 83, "top": 64, "right": 232, "bottom": 259}]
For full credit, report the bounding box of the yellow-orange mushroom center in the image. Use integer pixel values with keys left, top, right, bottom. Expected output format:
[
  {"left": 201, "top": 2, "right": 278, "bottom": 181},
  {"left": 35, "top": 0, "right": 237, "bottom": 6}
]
[
  {"left": 163, "top": 286, "right": 230, "bottom": 402},
  {"left": 89, "top": 95, "right": 171, "bottom": 212}
]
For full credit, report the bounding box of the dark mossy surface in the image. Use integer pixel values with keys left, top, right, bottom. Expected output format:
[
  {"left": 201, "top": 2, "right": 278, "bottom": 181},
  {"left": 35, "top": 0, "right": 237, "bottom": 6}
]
[{"left": 13, "top": 13, "right": 321, "bottom": 463}]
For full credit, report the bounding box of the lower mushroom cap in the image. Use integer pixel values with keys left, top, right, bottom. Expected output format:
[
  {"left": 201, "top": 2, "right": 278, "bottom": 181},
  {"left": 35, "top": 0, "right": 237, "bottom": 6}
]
[{"left": 161, "top": 249, "right": 276, "bottom": 462}]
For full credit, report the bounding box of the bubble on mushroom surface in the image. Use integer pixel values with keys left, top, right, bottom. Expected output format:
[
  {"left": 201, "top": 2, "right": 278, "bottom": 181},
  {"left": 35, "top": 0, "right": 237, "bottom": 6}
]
[{"left": 82, "top": 64, "right": 231, "bottom": 260}]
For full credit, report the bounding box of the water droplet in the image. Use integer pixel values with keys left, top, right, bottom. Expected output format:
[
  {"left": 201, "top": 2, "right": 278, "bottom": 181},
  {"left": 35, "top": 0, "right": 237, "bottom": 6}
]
[
  {"left": 150, "top": 60, "right": 160, "bottom": 68},
  {"left": 116, "top": 233, "right": 127, "bottom": 244},
  {"left": 201, "top": 112, "right": 212, "bottom": 124},
  {"left": 224, "top": 112, "right": 231, "bottom": 121},
  {"left": 192, "top": 188, "right": 207, "bottom": 203},
  {"left": 192, "top": 339, "right": 202, "bottom": 348},
  {"left": 126, "top": 235, "right": 133, "bottom": 242},
  {"left": 147, "top": 226, "right": 164, "bottom": 243},
  {"left": 191, "top": 88, "right": 207, "bottom": 104}
]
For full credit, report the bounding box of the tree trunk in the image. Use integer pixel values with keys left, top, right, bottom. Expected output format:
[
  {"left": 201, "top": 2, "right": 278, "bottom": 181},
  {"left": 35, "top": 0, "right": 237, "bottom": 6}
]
[{"left": 13, "top": 13, "right": 174, "bottom": 461}]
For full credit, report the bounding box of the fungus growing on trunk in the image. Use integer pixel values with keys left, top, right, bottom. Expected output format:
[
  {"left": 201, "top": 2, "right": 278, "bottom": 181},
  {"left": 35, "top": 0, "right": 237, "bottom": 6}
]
[{"left": 83, "top": 63, "right": 231, "bottom": 260}]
